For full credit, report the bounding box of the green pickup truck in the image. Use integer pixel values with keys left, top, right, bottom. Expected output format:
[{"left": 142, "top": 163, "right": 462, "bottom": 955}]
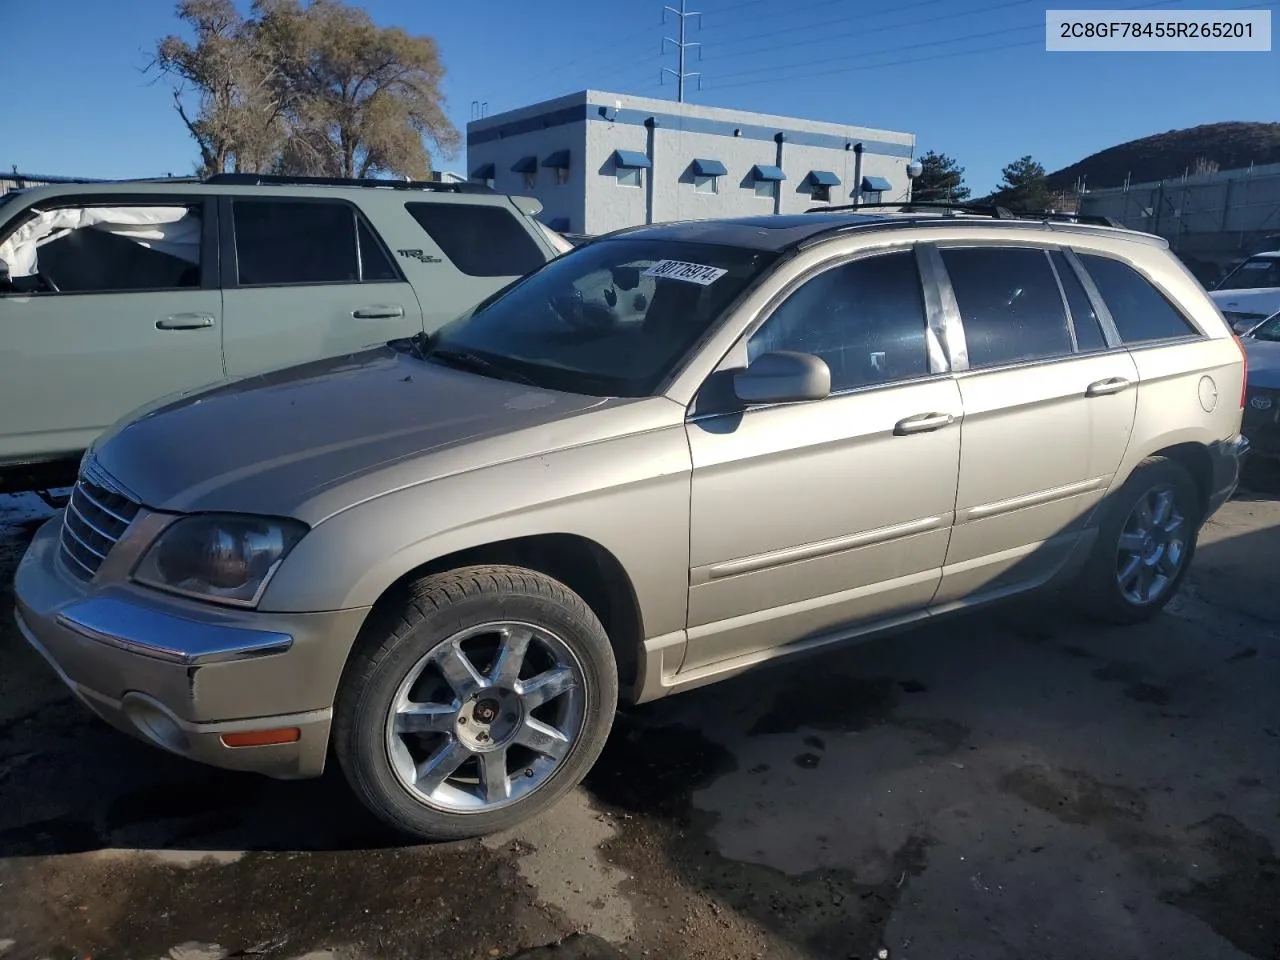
[{"left": 0, "top": 173, "right": 563, "bottom": 495}]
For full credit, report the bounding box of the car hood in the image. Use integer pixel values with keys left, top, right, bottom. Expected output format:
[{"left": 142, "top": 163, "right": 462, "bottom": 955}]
[
  {"left": 1245, "top": 338, "right": 1280, "bottom": 389},
  {"left": 1210, "top": 288, "right": 1280, "bottom": 317},
  {"left": 91, "top": 346, "right": 618, "bottom": 518}
]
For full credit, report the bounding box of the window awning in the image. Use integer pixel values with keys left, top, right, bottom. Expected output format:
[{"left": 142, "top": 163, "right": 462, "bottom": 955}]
[
  {"left": 751, "top": 164, "right": 786, "bottom": 182},
  {"left": 511, "top": 156, "right": 538, "bottom": 174},
  {"left": 692, "top": 158, "right": 727, "bottom": 177},
  {"left": 613, "top": 150, "right": 652, "bottom": 169},
  {"left": 470, "top": 163, "right": 495, "bottom": 180},
  {"left": 541, "top": 150, "right": 571, "bottom": 169},
  {"left": 807, "top": 170, "right": 840, "bottom": 187},
  {"left": 546, "top": 217, "right": 570, "bottom": 232},
  {"left": 861, "top": 175, "right": 892, "bottom": 192}
]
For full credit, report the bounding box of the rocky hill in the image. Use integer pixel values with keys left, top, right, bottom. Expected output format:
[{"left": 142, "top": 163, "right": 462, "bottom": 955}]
[{"left": 1046, "top": 121, "right": 1280, "bottom": 190}]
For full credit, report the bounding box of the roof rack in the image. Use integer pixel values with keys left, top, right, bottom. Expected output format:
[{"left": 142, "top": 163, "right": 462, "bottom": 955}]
[
  {"left": 203, "top": 173, "right": 495, "bottom": 194},
  {"left": 806, "top": 200, "right": 1018, "bottom": 219},
  {"left": 1032, "top": 210, "right": 1125, "bottom": 228}
]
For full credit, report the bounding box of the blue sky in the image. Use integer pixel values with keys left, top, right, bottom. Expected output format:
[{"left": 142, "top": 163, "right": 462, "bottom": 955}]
[{"left": 3, "top": 0, "right": 1276, "bottom": 192}]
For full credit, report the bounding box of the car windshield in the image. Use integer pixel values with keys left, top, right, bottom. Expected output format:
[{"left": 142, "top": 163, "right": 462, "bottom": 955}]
[
  {"left": 425, "top": 237, "right": 778, "bottom": 397},
  {"left": 1217, "top": 256, "right": 1280, "bottom": 290},
  {"left": 1250, "top": 313, "right": 1280, "bottom": 342}
]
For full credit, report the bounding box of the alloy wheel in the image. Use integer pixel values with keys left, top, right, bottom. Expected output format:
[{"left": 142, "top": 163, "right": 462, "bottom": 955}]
[
  {"left": 1115, "top": 484, "right": 1188, "bottom": 605},
  {"left": 384, "top": 621, "right": 586, "bottom": 813}
]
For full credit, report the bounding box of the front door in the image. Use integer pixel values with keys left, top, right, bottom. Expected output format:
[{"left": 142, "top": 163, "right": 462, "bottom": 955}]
[
  {"left": 683, "top": 247, "right": 963, "bottom": 672},
  {"left": 219, "top": 196, "right": 425, "bottom": 378},
  {"left": 930, "top": 244, "right": 1139, "bottom": 606},
  {"left": 0, "top": 196, "right": 224, "bottom": 468}
]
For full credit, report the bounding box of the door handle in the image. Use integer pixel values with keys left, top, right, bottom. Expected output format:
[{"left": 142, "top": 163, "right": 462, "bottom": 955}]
[
  {"left": 352, "top": 305, "right": 405, "bottom": 320},
  {"left": 895, "top": 412, "right": 955, "bottom": 436},
  {"left": 155, "top": 313, "right": 215, "bottom": 330},
  {"left": 1086, "top": 377, "right": 1133, "bottom": 397}
]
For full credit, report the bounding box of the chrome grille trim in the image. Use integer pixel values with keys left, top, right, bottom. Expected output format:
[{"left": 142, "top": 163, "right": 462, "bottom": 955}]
[{"left": 58, "top": 458, "right": 141, "bottom": 581}]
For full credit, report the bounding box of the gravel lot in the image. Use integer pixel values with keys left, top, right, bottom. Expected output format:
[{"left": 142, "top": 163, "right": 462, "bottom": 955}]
[{"left": 1, "top": 466, "right": 1277, "bottom": 960}]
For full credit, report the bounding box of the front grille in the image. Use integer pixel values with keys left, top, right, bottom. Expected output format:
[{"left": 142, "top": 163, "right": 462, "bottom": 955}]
[{"left": 59, "top": 460, "right": 142, "bottom": 580}]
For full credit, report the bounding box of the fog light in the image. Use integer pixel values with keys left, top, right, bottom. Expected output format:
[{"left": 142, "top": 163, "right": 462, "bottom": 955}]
[{"left": 122, "top": 694, "right": 190, "bottom": 753}]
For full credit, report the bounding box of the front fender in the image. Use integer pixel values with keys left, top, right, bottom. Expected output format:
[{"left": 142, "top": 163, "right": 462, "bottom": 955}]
[{"left": 259, "top": 424, "right": 694, "bottom": 644}]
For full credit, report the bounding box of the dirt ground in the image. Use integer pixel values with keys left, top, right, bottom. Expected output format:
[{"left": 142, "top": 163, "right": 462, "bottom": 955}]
[{"left": 1, "top": 465, "right": 1278, "bottom": 960}]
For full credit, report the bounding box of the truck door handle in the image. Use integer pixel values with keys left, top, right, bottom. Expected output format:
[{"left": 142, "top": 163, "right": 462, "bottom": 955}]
[
  {"left": 1086, "top": 377, "right": 1132, "bottom": 397},
  {"left": 155, "top": 313, "right": 215, "bottom": 330},
  {"left": 352, "top": 305, "right": 405, "bottom": 320},
  {"left": 895, "top": 412, "right": 955, "bottom": 436}
]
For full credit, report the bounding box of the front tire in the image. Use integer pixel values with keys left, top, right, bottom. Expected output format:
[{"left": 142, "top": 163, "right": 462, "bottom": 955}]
[
  {"left": 1079, "top": 456, "right": 1202, "bottom": 624},
  {"left": 334, "top": 565, "right": 618, "bottom": 840}
]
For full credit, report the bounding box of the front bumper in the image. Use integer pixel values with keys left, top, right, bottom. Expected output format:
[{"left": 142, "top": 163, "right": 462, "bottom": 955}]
[{"left": 13, "top": 516, "right": 370, "bottom": 779}]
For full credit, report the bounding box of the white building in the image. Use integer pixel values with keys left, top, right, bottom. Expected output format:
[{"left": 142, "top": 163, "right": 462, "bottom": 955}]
[{"left": 466, "top": 90, "right": 915, "bottom": 235}]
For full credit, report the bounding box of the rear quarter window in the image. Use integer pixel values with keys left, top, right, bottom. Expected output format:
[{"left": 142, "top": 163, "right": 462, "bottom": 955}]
[
  {"left": 1076, "top": 253, "right": 1200, "bottom": 345},
  {"left": 405, "top": 202, "right": 546, "bottom": 277}
]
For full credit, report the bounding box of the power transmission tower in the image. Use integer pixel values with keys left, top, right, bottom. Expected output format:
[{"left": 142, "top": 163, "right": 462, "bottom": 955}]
[{"left": 662, "top": 0, "right": 702, "bottom": 103}]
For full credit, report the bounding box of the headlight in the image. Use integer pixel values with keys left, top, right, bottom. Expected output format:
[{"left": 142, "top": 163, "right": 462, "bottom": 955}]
[{"left": 133, "top": 514, "right": 308, "bottom": 606}]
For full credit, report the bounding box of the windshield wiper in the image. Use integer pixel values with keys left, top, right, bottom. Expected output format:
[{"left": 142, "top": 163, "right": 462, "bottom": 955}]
[{"left": 426, "top": 346, "right": 540, "bottom": 387}]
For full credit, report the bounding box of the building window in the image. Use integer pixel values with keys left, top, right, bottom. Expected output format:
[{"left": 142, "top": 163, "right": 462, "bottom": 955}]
[
  {"left": 694, "top": 174, "right": 718, "bottom": 194},
  {"left": 542, "top": 150, "right": 572, "bottom": 187},
  {"left": 754, "top": 179, "right": 777, "bottom": 200},
  {"left": 811, "top": 184, "right": 831, "bottom": 202},
  {"left": 617, "top": 167, "right": 643, "bottom": 188},
  {"left": 863, "top": 190, "right": 882, "bottom": 204},
  {"left": 555, "top": 167, "right": 569, "bottom": 185},
  {"left": 523, "top": 170, "right": 538, "bottom": 190}
]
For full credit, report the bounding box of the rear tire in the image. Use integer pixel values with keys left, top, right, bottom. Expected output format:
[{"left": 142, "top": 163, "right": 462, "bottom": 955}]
[
  {"left": 334, "top": 564, "right": 618, "bottom": 841},
  {"left": 1078, "top": 456, "right": 1202, "bottom": 625}
]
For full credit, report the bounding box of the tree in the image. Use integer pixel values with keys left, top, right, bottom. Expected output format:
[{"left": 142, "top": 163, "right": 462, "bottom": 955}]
[
  {"left": 153, "top": 0, "right": 287, "bottom": 176},
  {"left": 151, "top": 0, "right": 459, "bottom": 178},
  {"left": 910, "top": 151, "right": 970, "bottom": 202},
  {"left": 994, "top": 155, "right": 1052, "bottom": 212}
]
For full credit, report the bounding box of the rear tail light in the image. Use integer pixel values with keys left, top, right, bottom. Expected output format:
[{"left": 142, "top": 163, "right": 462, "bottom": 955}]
[{"left": 1233, "top": 335, "right": 1248, "bottom": 409}]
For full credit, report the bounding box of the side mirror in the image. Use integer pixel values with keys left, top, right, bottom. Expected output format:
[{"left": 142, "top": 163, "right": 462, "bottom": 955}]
[
  {"left": 0, "top": 258, "right": 9, "bottom": 292},
  {"left": 734, "top": 351, "right": 831, "bottom": 405}
]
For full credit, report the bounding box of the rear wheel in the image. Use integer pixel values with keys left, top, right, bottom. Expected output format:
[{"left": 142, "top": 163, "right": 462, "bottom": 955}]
[
  {"left": 1079, "top": 457, "right": 1202, "bottom": 624},
  {"left": 334, "top": 565, "right": 618, "bottom": 840}
]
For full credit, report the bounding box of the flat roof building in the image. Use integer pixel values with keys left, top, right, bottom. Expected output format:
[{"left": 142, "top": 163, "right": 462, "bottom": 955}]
[{"left": 466, "top": 90, "right": 915, "bottom": 235}]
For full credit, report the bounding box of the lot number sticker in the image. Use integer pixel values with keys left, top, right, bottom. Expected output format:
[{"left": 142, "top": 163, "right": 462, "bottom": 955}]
[{"left": 643, "top": 259, "right": 728, "bottom": 285}]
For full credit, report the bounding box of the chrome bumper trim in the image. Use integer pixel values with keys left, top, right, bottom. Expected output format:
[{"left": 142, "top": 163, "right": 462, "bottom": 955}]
[{"left": 54, "top": 595, "right": 293, "bottom": 666}]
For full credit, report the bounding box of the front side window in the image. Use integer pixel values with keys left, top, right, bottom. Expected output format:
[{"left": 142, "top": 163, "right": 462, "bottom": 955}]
[
  {"left": 425, "top": 238, "right": 777, "bottom": 397},
  {"left": 748, "top": 250, "right": 929, "bottom": 392},
  {"left": 1077, "top": 253, "right": 1199, "bottom": 344},
  {"left": 754, "top": 179, "right": 777, "bottom": 200},
  {"left": 233, "top": 199, "right": 363, "bottom": 286},
  {"left": 0, "top": 202, "right": 202, "bottom": 294},
  {"left": 405, "top": 201, "right": 546, "bottom": 278},
  {"left": 940, "top": 246, "right": 1074, "bottom": 369},
  {"left": 1216, "top": 256, "right": 1280, "bottom": 291},
  {"left": 694, "top": 175, "right": 718, "bottom": 195},
  {"left": 617, "top": 167, "right": 643, "bottom": 188}
]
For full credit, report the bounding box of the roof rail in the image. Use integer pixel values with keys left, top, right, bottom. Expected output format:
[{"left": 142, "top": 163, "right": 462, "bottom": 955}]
[
  {"left": 204, "top": 173, "right": 496, "bottom": 194},
  {"left": 1031, "top": 210, "right": 1126, "bottom": 228},
  {"left": 806, "top": 199, "right": 1018, "bottom": 219}
]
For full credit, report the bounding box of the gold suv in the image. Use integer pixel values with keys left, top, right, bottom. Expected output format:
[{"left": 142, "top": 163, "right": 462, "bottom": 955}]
[{"left": 14, "top": 209, "right": 1249, "bottom": 839}]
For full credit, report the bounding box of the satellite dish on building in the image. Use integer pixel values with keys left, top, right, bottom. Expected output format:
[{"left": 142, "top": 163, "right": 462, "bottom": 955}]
[{"left": 906, "top": 161, "right": 924, "bottom": 180}]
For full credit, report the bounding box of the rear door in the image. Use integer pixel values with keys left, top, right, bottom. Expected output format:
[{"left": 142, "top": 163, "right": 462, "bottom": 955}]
[
  {"left": 931, "top": 243, "right": 1140, "bottom": 606},
  {"left": 219, "top": 195, "right": 424, "bottom": 378},
  {"left": 0, "top": 194, "right": 224, "bottom": 467}
]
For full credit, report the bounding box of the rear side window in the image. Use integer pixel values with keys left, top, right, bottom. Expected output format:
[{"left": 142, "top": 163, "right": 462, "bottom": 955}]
[
  {"left": 233, "top": 199, "right": 358, "bottom": 285},
  {"left": 1050, "top": 250, "right": 1108, "bottom": 352},
  {"left": 940, "top": 247, "right": 1074, "bottom": 369},
  {"left": 405, "top": 202, "right": 546, "bottom": 277},
  {"left": 1076, "top": 253, "right": 1199, "bottom": 344}
]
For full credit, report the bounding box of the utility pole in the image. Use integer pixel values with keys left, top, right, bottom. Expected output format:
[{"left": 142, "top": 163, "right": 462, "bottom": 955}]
[{"left": 662, "top": 0, "right": 701, "bottom": 103}]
